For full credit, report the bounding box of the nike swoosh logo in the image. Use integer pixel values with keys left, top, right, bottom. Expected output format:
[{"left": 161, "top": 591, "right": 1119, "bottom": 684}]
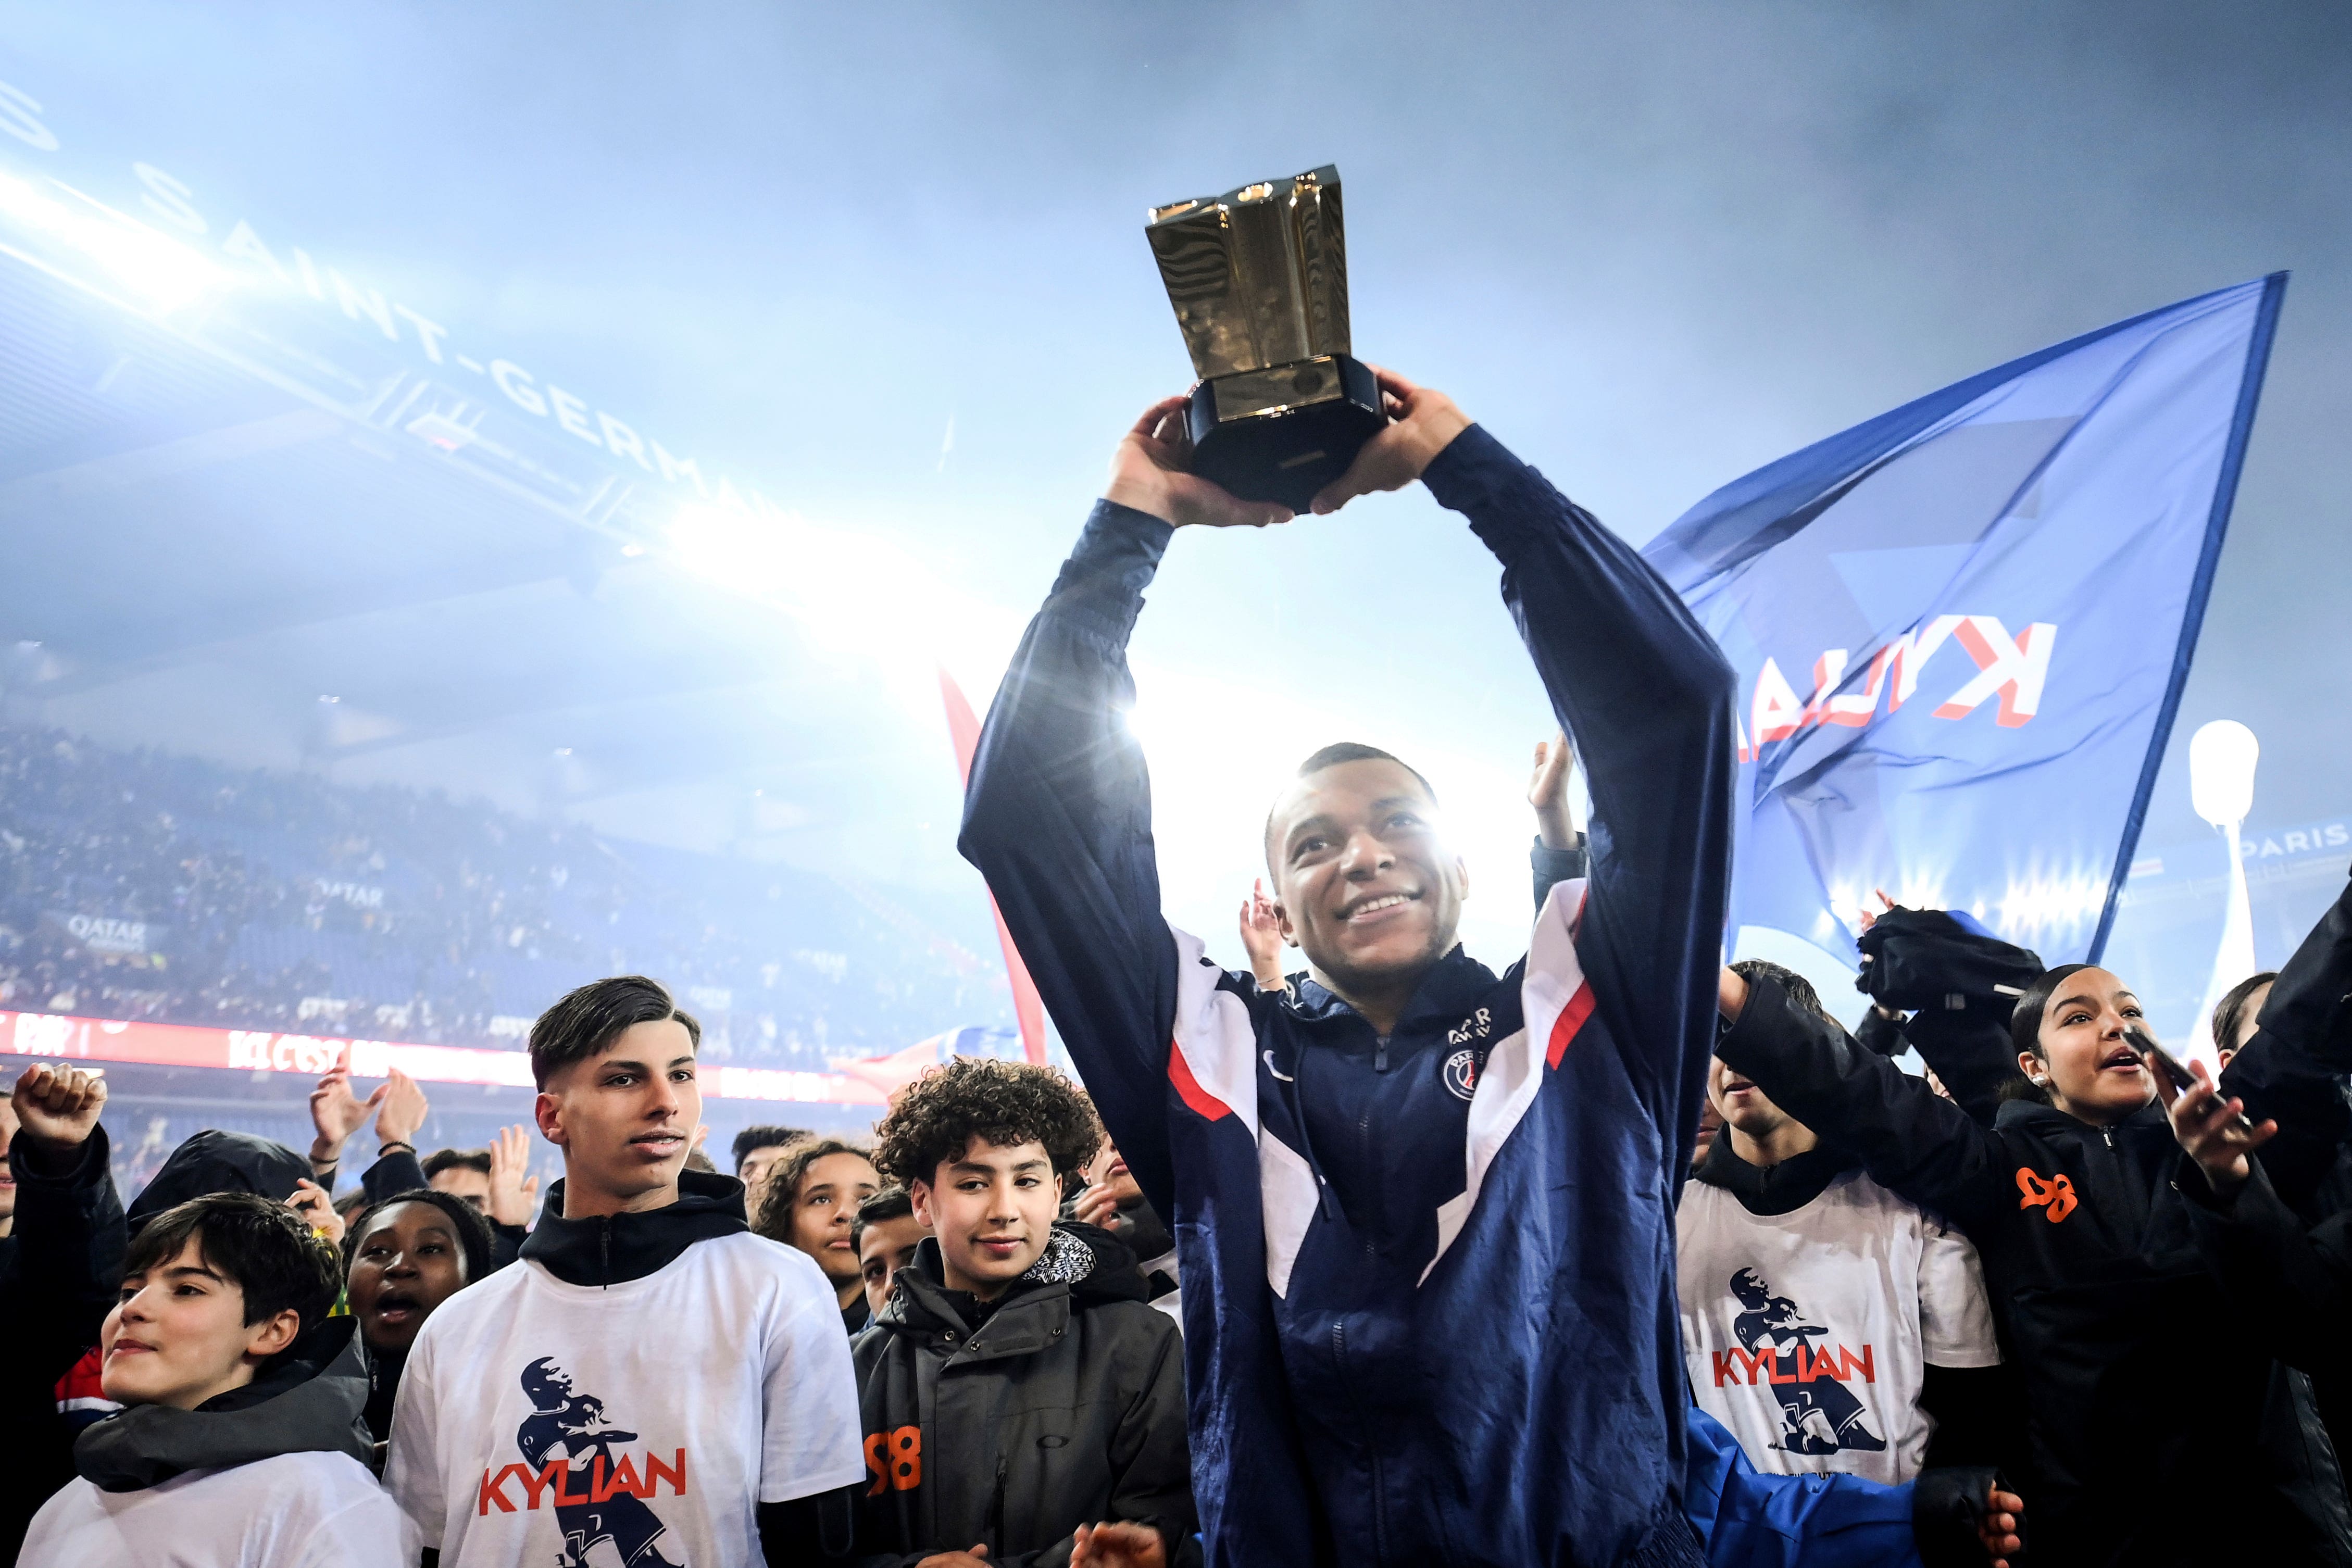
[{"left": 1262, "top": 1050, "right": 1294, "bottom": 1083}]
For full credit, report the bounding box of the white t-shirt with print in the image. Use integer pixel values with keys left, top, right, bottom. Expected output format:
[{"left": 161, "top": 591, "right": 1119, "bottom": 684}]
[
  {"left": 20, "top": 1450, "right": 412, "bottom": 1568},
  {"left": 1677, "top": 1166, "right": 2000, "bottom": 1486},
  {"left": 386, "top": 1230, "right": 864, "bottom": 1567}
]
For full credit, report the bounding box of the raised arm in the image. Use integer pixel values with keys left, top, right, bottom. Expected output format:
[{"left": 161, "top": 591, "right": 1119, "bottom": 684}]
[
  {"left": 2217, "top": 872, "right": 2352, "bottom": 1212},
  {"left": 1421, "top": 402, "right": 1738, "bottom": 1136},
  {"left": 5, "top": 1065, "right": 124, "bottom": 1393},
  {"left": 1856, "top": 907, "right": 2044, "bottom": 1127},
  {"left": 1714, "top": 972, "right": 2011, "bottom": 1233},
  {"left": 961, "top": 398, "right": 1286, "bottom": 1214},
  {"left": 2173, "top": 1159, "right": 2352, "bottom": 1376}
]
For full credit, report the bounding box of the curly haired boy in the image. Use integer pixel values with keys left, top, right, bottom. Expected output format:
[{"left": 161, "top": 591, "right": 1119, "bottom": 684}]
[{"left": 856, "top": 1057, "right": 1197, "bottom": 1568}]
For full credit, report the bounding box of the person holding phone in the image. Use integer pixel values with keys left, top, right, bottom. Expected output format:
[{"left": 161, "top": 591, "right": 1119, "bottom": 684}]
[{"left": 1714, "top": 943, "right": 2352, "bottom": 1565}]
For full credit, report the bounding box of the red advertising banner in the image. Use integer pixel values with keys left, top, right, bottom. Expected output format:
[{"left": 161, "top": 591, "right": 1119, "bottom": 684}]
[{"left": 0, "top": 1010, "right": 884, "bottom": 1106}]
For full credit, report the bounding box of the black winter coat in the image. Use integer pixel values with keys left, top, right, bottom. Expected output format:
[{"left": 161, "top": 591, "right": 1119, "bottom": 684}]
[
  {"left": 849, "top": 1223, "right": 1195, "bottom": 1568},
  {"left": 0, "top": 1126, "right": 125, "bottom": 1562},
  {"left": 1718, "top": 973, "right": 2352, "bottom": 1567}
]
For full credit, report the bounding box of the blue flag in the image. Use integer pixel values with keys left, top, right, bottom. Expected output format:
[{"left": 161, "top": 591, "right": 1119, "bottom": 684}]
[{"left": 1643, "top": 274, "right": 2286, "bottom": 964}]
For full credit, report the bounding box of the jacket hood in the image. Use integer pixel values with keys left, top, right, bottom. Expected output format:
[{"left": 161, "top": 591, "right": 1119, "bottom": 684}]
[
  {"left": 1695, "top": 1131, "right": 1860, "bottom": 1216},
  {"left": 882, "top": 1221, "right": 1147, "bottom": 1337},
  {"left": 74, "top": 1315, "right": 372, "bottom": 1492},
  {"left": 125, "top": 1130, "right": 310, "bottom": 1236},
  {"left": 518, "top": 1168, "right": 747, "bottom": 1286}
]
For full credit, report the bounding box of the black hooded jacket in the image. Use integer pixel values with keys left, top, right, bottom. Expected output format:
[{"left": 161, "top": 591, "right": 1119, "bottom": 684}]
[
  {"left": 0, "top": 1125, "right": 126, "bottom": 1562},
  {"left": 1717, "top": 971, "right": 2352, "bottom": 1567},
  {"left": 123, "top": 1130, "right": 311, "bottom": 1232},
  {"left": 1852, "top": 907, "right": 2044, "bottom": 1125},
  {"left": 72, "top": 1314, "right": 374, "bottom": 1491},
  {"left": 516, "top": 1168, "right": 748, "bottom": 1286},
  {"left": 848, "top": 1222, "right": 1196, "bottom": 1568}
]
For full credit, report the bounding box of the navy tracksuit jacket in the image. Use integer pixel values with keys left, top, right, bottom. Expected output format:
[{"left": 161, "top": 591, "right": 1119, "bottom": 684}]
[{"left": 961, "top": 425, "right": 1930, "bottom": 1567}]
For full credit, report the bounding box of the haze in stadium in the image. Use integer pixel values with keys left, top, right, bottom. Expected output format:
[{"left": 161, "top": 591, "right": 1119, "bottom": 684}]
[{"left": 1, "top": 4, "right": 2347, "bottom": 1180}]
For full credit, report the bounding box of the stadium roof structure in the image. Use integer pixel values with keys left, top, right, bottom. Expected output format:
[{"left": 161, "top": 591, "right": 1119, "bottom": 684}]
[{"left": 0, "top": 161, "right": 963, "bottom": 883}]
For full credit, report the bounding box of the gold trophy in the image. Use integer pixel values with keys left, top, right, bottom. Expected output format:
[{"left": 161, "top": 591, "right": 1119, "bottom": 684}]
[{"left": 1146, "top": 166, "right": 1385, "bottom": 511}]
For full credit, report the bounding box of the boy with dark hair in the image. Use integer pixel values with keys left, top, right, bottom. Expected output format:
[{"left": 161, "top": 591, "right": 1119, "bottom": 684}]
[
  {"left": 1680, "top": 959, "right": 2005, "bottom": 1485},
  {"left": 22, "top": 1189, "right": 405, "bottom": 1566},
  {"left": 734, "top": 1124, "right": 813, "bottom": 1220},
  {"left": 853, "top": 1057, "right": 1194, "bottom": 1567},
  {"left": 419, "top": 1147, "right": 492, "bottom": 1201},
  {"left": 849, "top": 1186, "right": 928, "bottom": 1326},
  {"left": 385, "top": 975, "right": 864, "bottom": 1566}
]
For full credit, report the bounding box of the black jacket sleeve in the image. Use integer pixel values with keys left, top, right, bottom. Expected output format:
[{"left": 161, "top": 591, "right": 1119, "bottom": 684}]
[
  {"left": 2175, "top": 1156, "right": 2352, "bottom": 1376},
  {"left": 1854, "top": 908, "right": 2041, "bottom": 1128},
  {"left": 1900, "top": 1007, "right": 2030, "bottom": 1131},
  {"left": 488, "top": 1219, "right": 527, "bottom": 1271},
  {"left": 1422, "top": 426, "right": 1738, "bottom": 1151},
  {"left": 1714, "top": 973, "right": 2012, "bottom": 1234},
  {"left": 2218, "top": 873, "right": 2352, "bottom": 1214},
  {"left": 361, "top": 1146, "right": 431, "bottom": 1205},
  {"left": 958, "top": 500, "right": 1187, "bottom": 1216},
  {"left": 1097, "top": 1315, "right": 1197, "bottom": 1559},
  {"left": 1530, "top": 833, "right": 1587, "bottom": 912},
  {"left": 757, "top": 1485, "right": 873, "bottom": 1565},
  {"left": 7, "top": 1123, "right": 126, "bottom": 1382},
  {"left": 1918, "top": 1363, "right": 2023, "bottom": 1474}
]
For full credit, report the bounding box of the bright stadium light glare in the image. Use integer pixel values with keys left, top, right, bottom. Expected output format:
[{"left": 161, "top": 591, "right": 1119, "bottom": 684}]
[
  {"left": 666, "top": 499, "right": 1022, "bottom": 704},
  {"left": 664, "top": 499, "right": 1539, "bottom": 965},
  {"left": 0, "top": 169, "right": 235, "bottom": 315},
  {"left": 2188, "top": 719, "right": 2259, "bottom": 830},
  {"left": 2188, "top": 720, "right": 2260, "bottom": 1058}
]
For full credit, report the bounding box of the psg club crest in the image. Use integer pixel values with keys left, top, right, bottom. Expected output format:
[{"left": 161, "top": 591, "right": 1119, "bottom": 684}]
[{"left": 1443, "top": 1049, "right": 1479, "bottom": 1101}]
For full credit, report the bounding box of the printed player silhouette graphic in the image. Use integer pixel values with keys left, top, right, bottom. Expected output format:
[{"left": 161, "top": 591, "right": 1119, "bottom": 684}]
[
  {"left": 517, "top": 1357, "right": 685, "bottom": 1568},
  {"left": 1727, "top": 1267, "right": 1886, "bottom": 1458}
]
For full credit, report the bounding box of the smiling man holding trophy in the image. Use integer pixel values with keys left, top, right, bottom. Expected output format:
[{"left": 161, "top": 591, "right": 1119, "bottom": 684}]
[{"left": 957, "top": 166, "right": 2025, "bottom": 1568}]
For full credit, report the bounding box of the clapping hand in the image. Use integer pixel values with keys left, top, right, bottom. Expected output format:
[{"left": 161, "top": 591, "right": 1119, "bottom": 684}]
[
  {"left": 1104, "top": 396, "right": 1293, "bottom": 531},
  {"left": 486, "top": 1124, "right": 541, "bottom": 1227},
  {"left": 1070, "top": 1521, "right": 1166, "bottom": 1568},
  {"left": 374, "top": 1068, "right": 429, "bottom": 1149},
  {"left": 914, "top": 1548, "right": 991, "bottom": 1568},
  {"left": 308, "top": 1056, "right": 389, "bottom": 1169},
  {"left": 11, "top": 1063, "right": 105, "bottom": 1171}
]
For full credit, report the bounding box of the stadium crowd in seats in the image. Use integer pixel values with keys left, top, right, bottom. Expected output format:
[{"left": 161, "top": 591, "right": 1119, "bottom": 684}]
[{"left": 0, "top": 724, "right": 1003, "bottom": 1066}]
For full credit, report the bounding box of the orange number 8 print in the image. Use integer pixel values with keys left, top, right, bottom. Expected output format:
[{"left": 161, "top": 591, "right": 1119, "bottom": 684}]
[{"left": 865, "top": 1426, "right": 923, "bottom": 1496}]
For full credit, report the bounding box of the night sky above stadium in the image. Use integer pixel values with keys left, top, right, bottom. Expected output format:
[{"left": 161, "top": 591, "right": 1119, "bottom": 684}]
[{"left": 0, "top": 2, "right": 2345, "bottom": 998}]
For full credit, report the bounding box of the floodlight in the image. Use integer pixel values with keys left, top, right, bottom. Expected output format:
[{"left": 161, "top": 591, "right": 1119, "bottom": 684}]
[{"left": 2188, "top": 720, "right": 2258, "bottom": 829}]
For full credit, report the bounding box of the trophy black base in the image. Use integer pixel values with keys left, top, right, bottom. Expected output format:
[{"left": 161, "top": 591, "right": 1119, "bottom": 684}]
[{"left": 1185, "top": 354, "right": 1384, "bottom": 513}]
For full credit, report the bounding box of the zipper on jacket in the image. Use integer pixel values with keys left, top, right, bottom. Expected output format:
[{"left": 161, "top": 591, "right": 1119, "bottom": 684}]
[
  {"left": 598, "top": 1215, "right": 611, "bottom": 1289},
  {"left": 1332, "top": 1320, "right": 1388, "bottom": 1565},
  {"left": 1374, "top": 1034, "right": 1389, "bottom": 1072}
]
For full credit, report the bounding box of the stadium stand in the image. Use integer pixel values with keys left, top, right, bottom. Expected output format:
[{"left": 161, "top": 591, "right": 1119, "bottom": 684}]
[{"left": 0, "top": 723, "right": 1006, "bottom": 1069}]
